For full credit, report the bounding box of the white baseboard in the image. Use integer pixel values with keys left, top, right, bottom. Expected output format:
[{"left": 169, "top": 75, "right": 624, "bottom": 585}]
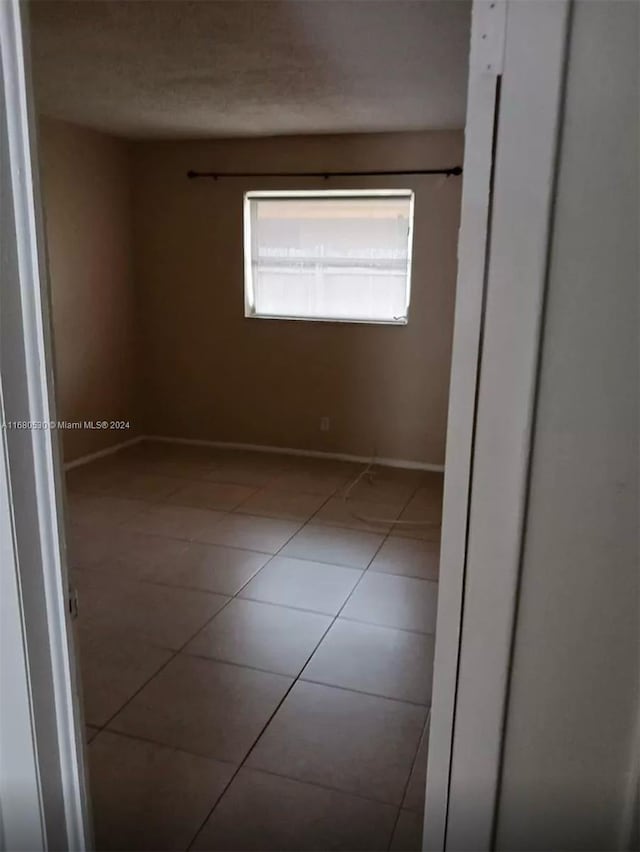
[
  {"left": 143, "top": 434, "right": 444, "bottom": 473},
  {"left": 63, "top": 436, "right": 143, "bottom": 471},
  {"left": 63, "top": 432, "right": 445, "bottom": 473}
]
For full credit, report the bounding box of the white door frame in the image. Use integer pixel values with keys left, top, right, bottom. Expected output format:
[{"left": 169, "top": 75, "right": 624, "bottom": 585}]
[
  {"left": 0, "top": 1, "right": 91, "bottom": 849},
  {"left": 0, "top": 1, "right": 573, "bottom": 849},
  {"left": 425, "top": 1, "right": 571, "bottom": 849},
  {"left": 423, "top": 2, "right": 506, "bottom": 847}
]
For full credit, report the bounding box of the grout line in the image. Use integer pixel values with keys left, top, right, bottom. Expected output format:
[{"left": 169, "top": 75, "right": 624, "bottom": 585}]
[
  {"left": 336, "top": 613, "right": 437, "bottom": 638},
  {"left": 183, "top": 484, "right": 346, "bottom": 849},
  {"left": 73, "top": 519, "right": 436, "bottom": 575},
  {"left": 72, "top": 564, "right": 232, "bottom": 601},
  {"left": 77, "top": 454, "right": 440, "bottom": 849},
  {"left": 130, "top": 567, "right": 437, "bottom": 599},
  {"left": 227, "top": 763, "right": 405, "bottom": 810},
  {"left": 93, "top": 727, "right": 404, "bottom": 812},
  {"left": 386, "top": 707, "right": 432, "bottom": 850},
  {"left": 295, "top": 677, "right": 431, "bottom": 709},
  {"left": 87, "top": 726, "right": 239, "bottom": 770},
  {"left": 178, "top": 650, "right": 315, "bottom": 681},
  {"left": 75, "top": 558, "right": 437, "bottom": 638},
  {"left": 276, "top": 470, "right": 430, "bottom": 846},
  {"left": 185, "top": 483, "right": 425, "bottom": 848},
  {"left": 109, "top": 520, "right": 388, "bottom": 567},
  {"left": 88, "top": 588, "right": 237, "bottom": 735},
  {"left": 71, "top": 458, "right": 438, "bottom": 544},
  {"left": 173, "top": 646, "right": 432, "bottom": 709},
  {"left": 282, "top": 483, "right": 398, "bottom": 723},
  {"left": 75, "top": 571, "right": 437, "bottom": 650},
  {"left": 229, "top": 593, "right": 357, "bottom": 619}
]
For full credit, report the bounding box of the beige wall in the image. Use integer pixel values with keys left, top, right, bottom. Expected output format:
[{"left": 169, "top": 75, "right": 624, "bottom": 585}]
[
  {"left": 132, "top": 131, "right": 462, "bottom": 465},
  {"left": 39, "top": 118, "right": 138, "bottom": 462}
]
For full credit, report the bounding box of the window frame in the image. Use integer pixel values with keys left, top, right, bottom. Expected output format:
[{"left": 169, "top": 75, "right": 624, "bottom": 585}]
[{"left": 243, "top": 189, "right": 415, "bottom": 326}]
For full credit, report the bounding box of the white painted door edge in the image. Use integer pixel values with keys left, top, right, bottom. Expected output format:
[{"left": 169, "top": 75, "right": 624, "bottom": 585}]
[
  {"left": 0, "top": 1, "right": 91, "bottom": 847},
  {"left": 430, "top": 2, "right": 572, "bottom": 850},
  {"left": 0, "top": 393, "right": 47, "bottom": 852},
  {"left": 424, "top": 2, "right": 506, "bottom": 849}
]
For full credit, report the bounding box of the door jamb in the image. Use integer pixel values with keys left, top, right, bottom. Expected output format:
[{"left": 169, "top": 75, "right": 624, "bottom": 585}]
[
  {"left": 0, "top": 1, "right": 91, "bottom": 848},
  {"left": 423, "top": 2, "right": 506, "bottom": 848},
  {"left": 425, "top": 2, "right": 571, "bottom": 849}
]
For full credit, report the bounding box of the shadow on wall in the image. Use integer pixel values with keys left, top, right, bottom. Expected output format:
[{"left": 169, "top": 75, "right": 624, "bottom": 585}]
[{"left": 39, "top": 118, "right": 139, "bottom": 463}]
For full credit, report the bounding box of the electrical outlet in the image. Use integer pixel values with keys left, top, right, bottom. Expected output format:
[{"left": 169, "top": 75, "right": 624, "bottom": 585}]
[{"left": 320, "top": 416, "right": 330, "bottom": 432}]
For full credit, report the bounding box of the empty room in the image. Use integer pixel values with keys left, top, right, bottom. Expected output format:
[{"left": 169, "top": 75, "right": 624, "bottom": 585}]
[{"left": 28, "top": 1, "right": 469, "bottom": 849}]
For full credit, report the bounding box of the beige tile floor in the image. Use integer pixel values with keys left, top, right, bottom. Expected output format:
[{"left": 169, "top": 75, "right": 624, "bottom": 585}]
[{"left": 67, "top": 441, "right": 441, "bottom": 852}]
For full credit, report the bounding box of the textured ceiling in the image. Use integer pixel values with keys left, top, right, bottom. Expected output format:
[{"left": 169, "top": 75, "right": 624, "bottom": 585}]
[{"left": 29, "top": 0, "right": 470, "bottom": 140}]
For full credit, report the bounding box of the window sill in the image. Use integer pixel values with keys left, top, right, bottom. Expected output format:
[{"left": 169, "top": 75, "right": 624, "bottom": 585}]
[{"left": 244, "top": 312, "right": 409, "bottom": 326}]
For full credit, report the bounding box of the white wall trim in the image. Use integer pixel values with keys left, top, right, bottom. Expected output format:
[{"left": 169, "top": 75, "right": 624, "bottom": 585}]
[
  {"left": 63, "top": 432, "right": 444, "bottom": 473},
  {"left": 63, "top": 436, "right": 143, "bottom": 471},
  {"left": 443, "top": 2, "right": 571, "bottom": 849},
  {"left": 0, "top": 1, "right": 91, "bottom": 847},
  {"left": 424, "top": 2, "right": 506, "bottom": 849},
  {"left": 144, "top": 435, "right": 444, "bottom": 473},
  {"left": 0, "top": 388, "right": 46, "bottom": 852}
]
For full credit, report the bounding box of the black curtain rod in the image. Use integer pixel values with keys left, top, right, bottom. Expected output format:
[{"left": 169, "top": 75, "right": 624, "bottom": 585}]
[{"left": 186, "top": 166, "right": 462, "bottom": 180}]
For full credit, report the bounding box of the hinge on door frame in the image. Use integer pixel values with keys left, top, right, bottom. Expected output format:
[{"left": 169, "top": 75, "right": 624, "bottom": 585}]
[
  {"left": 68, "top": 584, "right": 78, "bottom": 620},
  {"left": 471, "top": 0, "right": 507, "bottom": 77}
]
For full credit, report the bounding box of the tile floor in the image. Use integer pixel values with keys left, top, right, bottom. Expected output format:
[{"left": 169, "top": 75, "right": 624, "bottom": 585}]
[{"left": 66, "top": 441, "right": 442, "bottom": 851}]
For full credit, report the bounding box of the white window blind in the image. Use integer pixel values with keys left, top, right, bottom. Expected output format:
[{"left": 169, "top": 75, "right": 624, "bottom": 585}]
[{"left": 244, "top": 190, "right": 414, "bottom": 324}]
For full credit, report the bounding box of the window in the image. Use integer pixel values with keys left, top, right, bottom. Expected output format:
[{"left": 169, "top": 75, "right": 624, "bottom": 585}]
[{"left": 244, "top": 190, "right": 414, "bottom": 324}]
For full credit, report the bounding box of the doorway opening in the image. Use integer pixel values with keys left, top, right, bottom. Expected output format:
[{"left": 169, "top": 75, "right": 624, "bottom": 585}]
[{"left": 25, "top": 1, "right": 470, "bottom": 849}]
